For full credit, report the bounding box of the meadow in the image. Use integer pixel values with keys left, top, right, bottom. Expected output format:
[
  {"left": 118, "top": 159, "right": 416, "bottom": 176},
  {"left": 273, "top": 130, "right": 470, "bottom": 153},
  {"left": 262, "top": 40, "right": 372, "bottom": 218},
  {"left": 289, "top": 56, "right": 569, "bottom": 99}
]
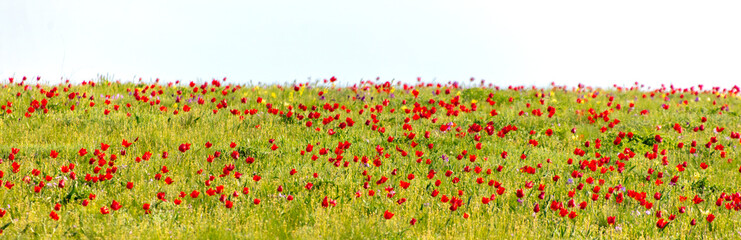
[{"left": 0, "top": 76, "right": 740, "bottom": 239}]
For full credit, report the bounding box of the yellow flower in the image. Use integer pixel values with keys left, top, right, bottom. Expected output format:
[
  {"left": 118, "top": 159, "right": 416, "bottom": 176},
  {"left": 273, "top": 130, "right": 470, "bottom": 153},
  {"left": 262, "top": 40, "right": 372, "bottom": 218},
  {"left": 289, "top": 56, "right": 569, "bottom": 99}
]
[{"left": 699, "top": 208, "right": 710, "bottom": 215}]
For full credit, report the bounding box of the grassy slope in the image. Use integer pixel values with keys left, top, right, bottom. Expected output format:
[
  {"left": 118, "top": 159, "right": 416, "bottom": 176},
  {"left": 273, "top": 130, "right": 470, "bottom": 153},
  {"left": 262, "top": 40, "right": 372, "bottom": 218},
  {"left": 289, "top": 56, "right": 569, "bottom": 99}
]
[{"left": 0, "top": 80, "right": 740, "bottom": 239}]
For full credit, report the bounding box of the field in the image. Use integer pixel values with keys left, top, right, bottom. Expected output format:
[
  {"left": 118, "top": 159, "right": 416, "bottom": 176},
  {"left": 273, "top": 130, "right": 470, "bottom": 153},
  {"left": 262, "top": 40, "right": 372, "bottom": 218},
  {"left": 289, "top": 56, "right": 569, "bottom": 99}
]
[{"left": 1, "top": 77, "right": 740, "bottom": 239}]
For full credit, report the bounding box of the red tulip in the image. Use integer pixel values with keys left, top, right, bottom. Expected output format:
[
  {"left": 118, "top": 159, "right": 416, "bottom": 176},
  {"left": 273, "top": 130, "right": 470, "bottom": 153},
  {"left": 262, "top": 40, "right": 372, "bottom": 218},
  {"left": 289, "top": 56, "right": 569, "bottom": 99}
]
[
  {"left": 383, "top": 210, "right": 394, "bottom": 219},
  {"left": 656, "top": 218, "right": 668, "bottom": 229},
  {"left": 100, "top": 206, "right": 110, "bottom": 215},
  {"left": 111, "top": 200, "right": 122, "bottom": 211},
  {"left": 78, "top": 148, "right": 88, "bottom": 156},
  {"left": 607, "top": 216, "right": 615, "bottom": 225},
  {"left": 49, "top": 211, "right": 59, "bottom": 221}
]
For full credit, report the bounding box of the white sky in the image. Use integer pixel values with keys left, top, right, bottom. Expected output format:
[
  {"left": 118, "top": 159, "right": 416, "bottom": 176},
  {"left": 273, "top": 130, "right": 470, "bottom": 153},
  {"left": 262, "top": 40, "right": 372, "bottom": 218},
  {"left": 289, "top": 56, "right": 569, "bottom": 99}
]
[{"left": 2, "top": 0, "right": 741, "bottom": 88}]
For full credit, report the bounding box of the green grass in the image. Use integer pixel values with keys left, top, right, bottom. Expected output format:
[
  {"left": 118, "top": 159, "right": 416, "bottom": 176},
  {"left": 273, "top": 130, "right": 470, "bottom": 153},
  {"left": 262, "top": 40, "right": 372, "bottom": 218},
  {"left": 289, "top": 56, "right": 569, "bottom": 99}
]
[{"left": 0, "top": 78, "right": 740, "bottom": 239}]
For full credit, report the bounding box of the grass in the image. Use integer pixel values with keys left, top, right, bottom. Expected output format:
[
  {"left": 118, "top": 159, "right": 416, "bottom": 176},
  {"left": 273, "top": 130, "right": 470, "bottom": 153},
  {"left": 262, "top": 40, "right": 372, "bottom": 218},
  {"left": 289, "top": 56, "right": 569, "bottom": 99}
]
[{"left": 0, "top": 78, "right": 740, "bottom": 239}]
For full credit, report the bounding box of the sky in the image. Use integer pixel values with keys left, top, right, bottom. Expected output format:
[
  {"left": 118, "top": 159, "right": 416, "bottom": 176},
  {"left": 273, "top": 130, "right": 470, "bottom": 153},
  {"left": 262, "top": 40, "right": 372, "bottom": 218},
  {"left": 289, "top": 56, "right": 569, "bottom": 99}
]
[{"left": 2, "top": 0, "right": 741, "bottom": 88}]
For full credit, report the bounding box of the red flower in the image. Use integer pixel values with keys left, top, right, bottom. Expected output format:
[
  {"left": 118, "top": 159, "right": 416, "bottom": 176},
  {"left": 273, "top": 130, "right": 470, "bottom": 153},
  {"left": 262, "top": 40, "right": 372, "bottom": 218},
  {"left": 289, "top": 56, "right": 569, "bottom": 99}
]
[
  {"left": 111, "top": 200, "right": 122, "bottom": 211},
  {"left": 122, "top": 139, "right": 133, "bottom": 148},
  {"left": 190, "top": 190, "right": 200, "bottom": 198},
  {"left": 656, "top": 219, "right": 668, "bottom": 229},
  {"left": 178, "top": 143, "right": 191, "bottom": 153},
  {"left": 607, "top": 216, "right": 616, "bottom": 225},
  {"left": 49, "top": 211, "right": 59, "bottom": 221},
  {"left": 700, "top": 162, "right": 709, "bottom": 169},
  {"left": 50, "top": 150, "right": 59, "bottom": 159},
  {"left": 78, "top": 148, "right": 88, "bottom": 156},
  {"left": 692, "top": 195, "right": 704, "bottom": 204},
  {"left": 126, "top": 182, "right": 134, "bottom": 189},
  {"left": 707, "top": 214, "right": 715, "bottom": 223},
  {"left": 253, "top": 198, "right": 261, "bottom": 205},
  {"left": 384, "top": 210, "right": 394, "bottom": 219},
  {"left": 100, "top": 206, "right": 110, "bottom": 215},
  {"left": 225, "top": 200, "right": 233, "bottom": 209},
  {"left": 321, "top": 196, "right": 336, "bottom": 208}
]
